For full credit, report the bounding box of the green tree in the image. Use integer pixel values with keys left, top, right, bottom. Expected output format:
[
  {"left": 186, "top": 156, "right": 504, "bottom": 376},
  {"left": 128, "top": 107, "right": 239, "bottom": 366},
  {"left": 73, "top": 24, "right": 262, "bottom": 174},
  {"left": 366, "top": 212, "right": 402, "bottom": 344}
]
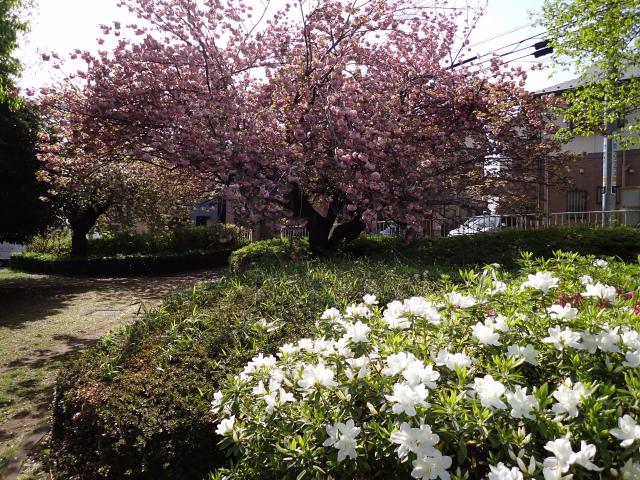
[
  {"left": 0, "top": 0, "right": 57, "bottom": 242},
  {"left": 538, "top": 0, "right": 640, "bottom": 145},
  {"left": 0, "top": 101, "right": 57, "bottom": 243},
  {"left": 0, "top": 0, "right": 28, "bottom": 103}
]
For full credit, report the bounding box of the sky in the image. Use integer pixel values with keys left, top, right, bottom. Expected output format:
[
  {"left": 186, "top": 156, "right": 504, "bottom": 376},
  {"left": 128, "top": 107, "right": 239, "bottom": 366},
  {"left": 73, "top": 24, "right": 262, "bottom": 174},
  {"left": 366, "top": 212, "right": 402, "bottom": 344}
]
[{"left": 16, "top": 0, "right": 577, "bottom": 92}]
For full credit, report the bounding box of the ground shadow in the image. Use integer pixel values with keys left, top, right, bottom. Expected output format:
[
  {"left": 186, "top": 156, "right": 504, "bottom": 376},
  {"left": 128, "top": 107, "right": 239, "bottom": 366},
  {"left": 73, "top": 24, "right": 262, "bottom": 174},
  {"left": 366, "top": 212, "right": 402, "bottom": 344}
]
[{"left": 0, "top": 268, "right": 224, "bottom": 331}]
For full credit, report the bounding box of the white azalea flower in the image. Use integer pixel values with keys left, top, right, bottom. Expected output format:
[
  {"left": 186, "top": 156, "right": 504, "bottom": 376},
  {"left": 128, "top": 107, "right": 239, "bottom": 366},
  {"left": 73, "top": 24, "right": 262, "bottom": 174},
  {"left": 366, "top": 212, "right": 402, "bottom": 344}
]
[
  {"left": 298, "top": 363, "right": 337, "bottom": 390},
  {"left": 551, "top": 378, "right": 589, "bottom": 418},
  {"left": 506, "top": 386, "right": 539, "bottom": 419},
  {"left": 610, "top": 414, "right": 640, "bottom": 447},
  {"left": 323, "top": 419, "right": 361, "bottom": 462},
  {"left": 240, "top": 353, "right": 277, "bottom": 378},
  {"left": 434, "top": 349, "right": 473, "bottom": 371},
  {"left": 210, "top": 390, "right": 223, "bottom": 414},
  {"left": 345, "top": 303, "right": 371, "bottom": 319},
  {"left": 472, "top": 375, "right": 507, "bottom": 410},
  {"left": 345, "top": 356, "right": 371, "bottom": 379},
  {"left": 385, "top": 381, "right": 429, "bottom": 416},
  {"left": 487, "top": 281, "right": 507, "bottom": 295},
  {"left": 544, "top": 437, "right": 576, "bottom": 474},
  {"left": 520, "top": 271, "right": 559, "bottom": 294},
  {"left": 546, "top": 303, "right": 578, "bottom": 321},
  {"left": 263, "top": 387, "right": 295, "bottom": 413},
  {"left": 447, "top": 291, "right": 476, "bottom": 308},
  {"left": 621, "top": 458, "right": 640, "bottom": 479},
  {"left": 402, "top": 360, "right": 440, "bottom": 388},
  {"left": 404, "top": 296, "right": 441, "bottom": 324},
  {"left": 277, "top": 342, "right": 299, "bottom": 357},
  {"left": 574, "top": 441, "right": 603, "bottom": 471},
  {"left": 596, "top": 326, "right": 620, "bottom": 352},
  {"left": 472, "top": 322, "right": 501, "bottom": 346},
  {"left": 321, "top": 307, "right": 342, "bottom": 322},
  {"left": 543, "top": 326, "right": 582, "bottom": 351},
  {"left": 622, "top": 329, "right": 640, "bottom": 350},
  {"left": 215, "top": 415, "right": 235, "bottom": 436},
  {"left": 488, "top": 462, "right": 524, "bottom": 480},
  {"left": 410, "top": 448, "right": 452, "bottom": 480},
  {"left": 383, "top": 352, "right": 417, "bottom": 376},
  {"left": 362, "top": 294, "right": 378, "bottom": 305},
  {"left": 390, "top": 422, "right": 440, "bottom": 461},
  {"left": 579, "top": 330, "right": 599, "bottom": 354},
  {"left": 485, "top": 314, "right": 509, "bottom": 332},
  {"left": 297, "top": 338, "right": 314, "bottom": 351},
  {"left": 593, "top": 259, "right": 609, "bottom": 268},
  {"left": 506, "top": 344, "right": 539, "bottom": 366},
  {"left": 623, "top": 350, "right": 640, "bottom": 368},
  {"left": 583, "top": 282, "right": 617, "bottom": 302},
  {"left": 344, "top": 320, "right": 371, "bottom": 344},
  {"left": 383, "top": 300, "right": 411, "bottom": 329},
  {"left": 579, "top": 274, "right": 593, "bottom": 285}
]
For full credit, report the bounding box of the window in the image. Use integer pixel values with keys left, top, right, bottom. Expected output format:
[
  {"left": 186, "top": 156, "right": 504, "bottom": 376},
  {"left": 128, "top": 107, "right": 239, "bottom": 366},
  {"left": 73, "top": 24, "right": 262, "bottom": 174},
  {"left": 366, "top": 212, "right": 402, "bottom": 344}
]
[
  {"left": 567, "top": 190, "right": 587, "bottom": 214},
  {"left": 596, "top": 186, "right": 619, "bottom": 205}
]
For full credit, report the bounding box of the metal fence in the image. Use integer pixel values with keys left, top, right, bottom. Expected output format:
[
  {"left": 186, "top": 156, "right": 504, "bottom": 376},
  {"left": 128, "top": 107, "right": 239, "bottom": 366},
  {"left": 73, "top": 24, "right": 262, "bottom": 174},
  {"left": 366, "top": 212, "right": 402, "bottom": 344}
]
[
  {"left": 277, "top": 210, "right": 640, "bottom": 240},
  {"left": 238, "top": 227, "right": 253, "bottom": 243},
  {"left": 280, "top": 225, "right": 308, "bottom": 239}
]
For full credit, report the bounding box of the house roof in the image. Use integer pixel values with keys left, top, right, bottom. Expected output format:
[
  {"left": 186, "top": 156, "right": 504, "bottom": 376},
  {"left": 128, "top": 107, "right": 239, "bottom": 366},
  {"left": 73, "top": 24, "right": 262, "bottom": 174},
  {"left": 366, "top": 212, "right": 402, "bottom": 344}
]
[{"left": 534, "top": 66, "right": 640, "bottom": 96}]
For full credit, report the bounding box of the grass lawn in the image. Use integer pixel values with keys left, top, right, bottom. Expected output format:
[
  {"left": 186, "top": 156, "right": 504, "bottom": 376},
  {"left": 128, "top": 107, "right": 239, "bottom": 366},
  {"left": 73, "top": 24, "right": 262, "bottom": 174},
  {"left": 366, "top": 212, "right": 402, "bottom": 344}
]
[{"left": 0, "top": 267, "right": 225, "bottom": 478}]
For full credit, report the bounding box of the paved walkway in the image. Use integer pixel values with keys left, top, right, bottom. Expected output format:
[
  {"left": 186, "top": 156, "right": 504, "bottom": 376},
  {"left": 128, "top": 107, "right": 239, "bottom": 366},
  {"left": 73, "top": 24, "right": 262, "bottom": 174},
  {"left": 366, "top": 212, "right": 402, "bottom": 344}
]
[{"left": 0, "top": 268, "right": 225, "bottom": 479}]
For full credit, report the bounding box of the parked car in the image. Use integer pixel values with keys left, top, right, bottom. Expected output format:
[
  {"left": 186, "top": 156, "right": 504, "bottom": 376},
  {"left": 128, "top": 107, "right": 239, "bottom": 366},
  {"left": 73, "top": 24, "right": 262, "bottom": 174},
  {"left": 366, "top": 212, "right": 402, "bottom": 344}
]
[
  {"left": 448, "top": 216, "right": 504, "bottom": 236},
  {"left": 379, "top": 224, "right": 399, "bottom": 236}
]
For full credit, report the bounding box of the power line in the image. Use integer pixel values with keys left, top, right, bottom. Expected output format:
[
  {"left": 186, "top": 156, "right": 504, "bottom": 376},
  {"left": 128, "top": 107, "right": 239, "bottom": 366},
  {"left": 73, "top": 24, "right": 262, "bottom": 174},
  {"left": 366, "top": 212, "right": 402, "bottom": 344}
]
[
  {"left": 466, "top": 21, "right": 533, "bottom": 49},
  {"left": 451, "top": 4, "right": 613, "bottom": 70}
]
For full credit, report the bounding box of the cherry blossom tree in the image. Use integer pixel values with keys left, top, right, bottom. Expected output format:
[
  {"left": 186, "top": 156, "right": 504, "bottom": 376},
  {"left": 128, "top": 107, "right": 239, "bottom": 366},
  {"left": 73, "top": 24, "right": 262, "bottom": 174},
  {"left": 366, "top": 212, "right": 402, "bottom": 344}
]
[
  {"left": 43, "top": 0, "right": 571, "bottom": 254},
  {"left": 38, "top": 88, "right": 209, "bottom": 256}
]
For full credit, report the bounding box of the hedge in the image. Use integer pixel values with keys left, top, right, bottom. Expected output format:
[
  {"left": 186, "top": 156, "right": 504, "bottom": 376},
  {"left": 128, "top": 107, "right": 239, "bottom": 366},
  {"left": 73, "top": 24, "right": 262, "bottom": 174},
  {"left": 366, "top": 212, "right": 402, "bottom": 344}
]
[
  {"left": 228, "top": 226, "right": 640, "bottom": 271},
  {"left": 10, "top": 250, "right": 233, "bottom": 276}
]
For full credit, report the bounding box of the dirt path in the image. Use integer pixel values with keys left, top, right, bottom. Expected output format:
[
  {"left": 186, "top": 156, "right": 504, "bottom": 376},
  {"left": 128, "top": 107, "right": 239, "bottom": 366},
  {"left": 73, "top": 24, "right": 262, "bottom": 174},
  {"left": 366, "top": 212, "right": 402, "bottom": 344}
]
[{"left": 0, "top": 268, "right": 225, "bottom": 479}]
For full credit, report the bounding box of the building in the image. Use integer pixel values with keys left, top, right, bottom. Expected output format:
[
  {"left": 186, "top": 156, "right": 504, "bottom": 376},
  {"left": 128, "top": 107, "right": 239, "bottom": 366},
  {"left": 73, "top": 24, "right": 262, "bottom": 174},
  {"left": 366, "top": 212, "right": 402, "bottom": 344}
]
[{"left": 535, "top": 73, "right": 640, "bottom": 216}]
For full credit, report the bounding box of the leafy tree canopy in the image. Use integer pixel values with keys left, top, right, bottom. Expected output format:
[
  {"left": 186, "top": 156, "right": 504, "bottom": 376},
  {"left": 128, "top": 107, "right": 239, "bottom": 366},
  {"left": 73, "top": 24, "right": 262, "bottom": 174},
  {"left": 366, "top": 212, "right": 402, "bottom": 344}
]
[
  {"left": 0, "top": 0, "right": 28, "bottom": 104},
  {"left": 538, "top": 0, "right": 640, "bottom": 145}
]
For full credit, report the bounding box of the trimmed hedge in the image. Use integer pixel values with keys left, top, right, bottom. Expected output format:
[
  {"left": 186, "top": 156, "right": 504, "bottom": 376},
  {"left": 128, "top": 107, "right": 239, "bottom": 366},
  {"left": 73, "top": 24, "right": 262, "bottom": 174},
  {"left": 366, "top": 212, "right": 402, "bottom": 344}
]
[
  {"left": 228, "top": 226, "right": 640, "bottom": 271},
  {"left": 11, "top": 250, "right": 233, "bottom": 276}
]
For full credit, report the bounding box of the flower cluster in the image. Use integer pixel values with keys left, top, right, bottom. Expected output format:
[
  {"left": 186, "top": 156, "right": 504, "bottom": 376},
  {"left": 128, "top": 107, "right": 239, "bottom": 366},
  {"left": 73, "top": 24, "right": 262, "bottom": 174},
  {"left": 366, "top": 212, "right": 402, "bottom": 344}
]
[{"left": 212, "top": 254, "right": 640, "bottom": 479}]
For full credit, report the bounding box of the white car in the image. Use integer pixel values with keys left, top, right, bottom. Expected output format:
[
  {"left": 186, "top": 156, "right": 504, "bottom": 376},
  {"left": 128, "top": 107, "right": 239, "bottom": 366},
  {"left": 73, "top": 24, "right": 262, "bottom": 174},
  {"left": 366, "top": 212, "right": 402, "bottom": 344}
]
[{"left": 448, "top": 216, "right": 504, "bottom": 236}]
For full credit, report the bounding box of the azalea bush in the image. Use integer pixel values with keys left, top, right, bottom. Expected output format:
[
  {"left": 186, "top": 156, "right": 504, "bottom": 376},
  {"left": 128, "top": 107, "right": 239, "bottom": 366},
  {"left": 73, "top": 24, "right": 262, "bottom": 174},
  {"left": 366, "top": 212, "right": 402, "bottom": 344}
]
[{"left": 211, "top": 252, "right": 640, "bottom": 479}]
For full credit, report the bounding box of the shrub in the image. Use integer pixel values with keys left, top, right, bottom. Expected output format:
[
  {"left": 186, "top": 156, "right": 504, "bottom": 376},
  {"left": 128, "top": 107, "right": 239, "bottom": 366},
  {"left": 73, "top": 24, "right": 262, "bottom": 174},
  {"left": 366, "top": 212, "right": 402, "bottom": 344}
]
[
  {"left": 11, "top": 250, "right": 233, "bottom": 276},
  {"left": 51, "top": 256, "right": 448, "bottom": 479},
  {"left": 26, "top": 229, "right": 72, "bottom": 256},
  {"left": 229, "top": 237, "right": 311, "bottom": 271},
  {"left": 90, "top": 224, "right": 244, "bottom": 257},
  {"left": 211, "top": 252, "right": 640, "bottom": 479},
  {"left": 25, "top": 224, "right": 245, "bottom": 258},
  {"left": 346, "top": 226, "right": 640, "bottom": 267}
]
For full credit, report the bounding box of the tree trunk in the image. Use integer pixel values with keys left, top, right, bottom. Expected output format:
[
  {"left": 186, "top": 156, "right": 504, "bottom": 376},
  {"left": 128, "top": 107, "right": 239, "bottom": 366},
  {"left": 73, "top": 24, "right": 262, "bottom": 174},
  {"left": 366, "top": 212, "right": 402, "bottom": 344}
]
[
  {"left": 65, "top": 201, "right": 111, "bottom": 257},
  {"left": 288, "top": 183, "right": 364, "bottom": 255},
  {"left": 70, "top": 227, "right": 90, "bottom": 257}
]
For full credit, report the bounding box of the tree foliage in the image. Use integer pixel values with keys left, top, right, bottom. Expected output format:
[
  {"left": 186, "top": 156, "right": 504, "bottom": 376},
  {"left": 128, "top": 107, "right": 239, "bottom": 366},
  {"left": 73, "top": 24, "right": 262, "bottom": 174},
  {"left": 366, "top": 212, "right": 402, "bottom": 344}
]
[
  {"left": 38, "top": 90, "right": 211, "bottom": 256},
  {"left": 0, "top": 101, "right": 57, "bottom": 243},
  {"left": 538, "top": 0, "right": 640, "bottom": 144},
  {"left": 0, "top": 0, "right": 28, "bottom": 103},
  {"left": 42, "top": 0, "right": 572, "bottom": 254}
]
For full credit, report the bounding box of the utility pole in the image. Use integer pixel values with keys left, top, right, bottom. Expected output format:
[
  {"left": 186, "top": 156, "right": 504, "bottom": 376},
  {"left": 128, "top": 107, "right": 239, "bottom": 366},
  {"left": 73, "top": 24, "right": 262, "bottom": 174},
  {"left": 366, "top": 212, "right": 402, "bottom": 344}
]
[{"left": 601, "top": 106, "right": 617, "bottom": 226}]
